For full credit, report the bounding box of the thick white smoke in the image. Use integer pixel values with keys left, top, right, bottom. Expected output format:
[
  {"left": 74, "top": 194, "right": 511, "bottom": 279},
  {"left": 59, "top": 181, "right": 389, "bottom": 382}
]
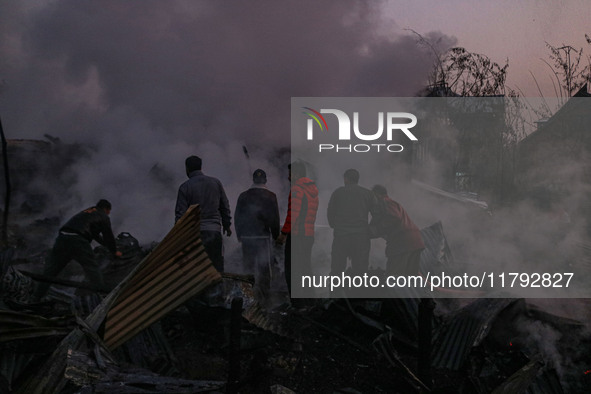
[{"left": 0, "top": 0, "right": 454, "bottom": 246}]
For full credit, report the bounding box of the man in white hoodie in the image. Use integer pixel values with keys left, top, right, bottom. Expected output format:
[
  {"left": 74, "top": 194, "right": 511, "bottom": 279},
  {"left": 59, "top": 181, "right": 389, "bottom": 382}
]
[{"left": 175, "top": 155, "right": 232, "bottom": 272}]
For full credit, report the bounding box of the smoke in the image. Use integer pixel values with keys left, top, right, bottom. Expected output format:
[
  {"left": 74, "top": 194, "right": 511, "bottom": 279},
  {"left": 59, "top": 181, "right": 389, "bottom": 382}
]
[
  {"left": 2, "top": 5, "right": 591, "bottom": 390},
  {"left": 511, "top": 305, "right": 591, "bottom": 392},
  {"left": 10, "top": 1, "right": 583, "bottom": 295},
  {"left": 0, "top": 0, "right": 455, "bottom": 248}
]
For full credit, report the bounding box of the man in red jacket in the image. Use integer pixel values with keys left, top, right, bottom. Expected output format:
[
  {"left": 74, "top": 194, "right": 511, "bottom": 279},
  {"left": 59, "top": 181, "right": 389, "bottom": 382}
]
[
  {"left": 371, "top": 184, "right": 424, "bottom": 276},
  {"left": 277, "top": 161, "right": 318, "bottom": 303}
]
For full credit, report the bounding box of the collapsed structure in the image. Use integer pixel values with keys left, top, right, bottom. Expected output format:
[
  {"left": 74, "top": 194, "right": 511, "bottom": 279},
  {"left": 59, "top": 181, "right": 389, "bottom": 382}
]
[
  {"left": 1, "top": 205, "right": 590, "bottom": 393},
  {"left": 1, "top": 92, "right": 591, "bottom": 391}
]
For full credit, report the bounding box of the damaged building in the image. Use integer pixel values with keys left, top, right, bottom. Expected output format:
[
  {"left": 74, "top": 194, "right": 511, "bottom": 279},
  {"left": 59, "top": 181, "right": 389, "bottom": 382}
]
[{"left": 517, "top": 85, "right": 591, "bottom": 236}]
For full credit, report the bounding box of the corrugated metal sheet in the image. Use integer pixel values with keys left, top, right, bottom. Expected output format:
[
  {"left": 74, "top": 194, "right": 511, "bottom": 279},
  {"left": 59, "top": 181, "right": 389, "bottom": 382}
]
[
  {"left": 432, "top": 298, "right": 519, "bottom": 370},
  {"left": 374, "top": 222, "right": 448, "bottom": 341},
  {"left": 491, "top": 359, "right": 544, "bottom": 394},
  {"left": 574, "top": 241, "right": 591, "bottom": 270},
  {"left": 525, "top": 367, "right": 565, "bottom": 394},
  {"left": 73, "top": 294, "right": 181, "bottom": 376},
  {"left": 242, "top": 301, "right": 301, "bottom": 338},
  {"left": 207, "top": 277, "right": 300, "bottom": 338},
  {"left": 419, "top": 221, "right": 457, "bottom": 276},
  {"left": 16, "top": 204, "right": 222, "bottom": 394},
  {"left": 490, "top": 357, "right": 565, "bottom": 394},
  {"left": 104, "top": 204, "right": 222, "bottom": 350},
  {"left": 1, "top": 247, "right": 35, "bottom": 304},
  {"left": 0, "top": 309, "right": 72, "bottom": 342},
  {"left": 0, "top": 310, "right": 72, "bottom": 391}
]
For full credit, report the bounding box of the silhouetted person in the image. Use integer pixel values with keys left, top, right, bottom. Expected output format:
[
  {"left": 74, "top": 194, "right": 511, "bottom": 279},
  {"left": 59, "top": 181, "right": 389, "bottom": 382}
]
[
  {"left": 235, "top": 169, "right": 280, "bottom": 300},
  {"left": 33, "top": 199, "right": 121, "bottom": 300},
  {"left": 277, "top": 162, "right": 318, "bottom": 305},
  {"left": 327, "top": 169, "right": 377, "bottom": 275},
  {"left": 175, "top": 155, "right": 232, "bottom": 272},
  {"left": 371, "top": 184, "right": 424, "bottom": 275}
]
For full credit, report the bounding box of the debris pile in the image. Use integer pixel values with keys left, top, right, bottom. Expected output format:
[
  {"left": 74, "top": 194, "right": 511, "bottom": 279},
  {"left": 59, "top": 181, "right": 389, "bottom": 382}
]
[{"left": 1, "top": 211, "right": 591, "bottom": 393}]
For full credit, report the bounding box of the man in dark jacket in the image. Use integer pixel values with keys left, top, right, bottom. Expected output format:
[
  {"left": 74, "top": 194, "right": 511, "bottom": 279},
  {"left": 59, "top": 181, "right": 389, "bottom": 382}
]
[
  {"left": 327, "top": 169, "right": 377, "bottom": 275},
  {"left": 175, "top": 155, "right": 232, "bottom": 272},
  {"left": 371, "top": 184, "right": 424, "bottom": 275},
  {"left": 277, "top": 162, "right": 319, "bottom": 301},
  {"left": 235, "top": 169, "right": 280, "bottom": 298},
  {"left": 33, "top": 199, "right": 121, "bottom": 299}
]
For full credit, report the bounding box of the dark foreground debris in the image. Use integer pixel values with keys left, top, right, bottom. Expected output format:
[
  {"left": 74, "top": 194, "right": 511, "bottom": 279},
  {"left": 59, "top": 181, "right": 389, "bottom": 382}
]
[
  {"left": 66, "top": 350, "right": 224, "bottom": 393},
  {"left": 1, "top": 216, "right": 591, "bottom": 393}
]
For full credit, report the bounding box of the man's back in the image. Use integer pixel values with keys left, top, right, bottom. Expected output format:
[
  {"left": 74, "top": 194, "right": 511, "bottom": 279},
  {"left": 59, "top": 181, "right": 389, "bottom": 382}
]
[
  {"left": 235, "top": 187, "right": 280, "bottom": 239},
  {"left": 380, "top": 196, "right": 424, "bottom": 253},
  {"left": 175, "top": 170, "right": 231, "bottom": 232},
  {"left": 61, "top": 207, "right": 116, "bottom": 252},
  {"left": 327, "top": 184, "right": 376, "bottom": 236}
]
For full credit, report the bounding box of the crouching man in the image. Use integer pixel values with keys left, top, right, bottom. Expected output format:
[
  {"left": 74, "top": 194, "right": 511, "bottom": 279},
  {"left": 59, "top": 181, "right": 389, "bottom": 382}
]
[{"left": 33, "top": 199, "right": 122, "bottom": 300}]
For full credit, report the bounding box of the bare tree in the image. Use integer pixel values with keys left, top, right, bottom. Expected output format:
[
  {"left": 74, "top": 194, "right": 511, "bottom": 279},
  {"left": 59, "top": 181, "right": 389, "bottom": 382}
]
[
  {"left": 436, "top": 47, "right": 509, "bottom": 97},
  {"left": 409, "top": 29, "right": 510, "bottom": 97},
  {"left": 519, "top": 36, "right": 591, "bottom": 128},
  {"left": 409, "top": 30, "right": 525, "bottom": 203},
  {"left": 543, "top": 42, "right": 587, "bottom": 97}
]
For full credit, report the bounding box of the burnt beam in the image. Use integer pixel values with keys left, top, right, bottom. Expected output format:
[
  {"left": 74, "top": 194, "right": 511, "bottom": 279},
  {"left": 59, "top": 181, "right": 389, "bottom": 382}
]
[
  {"left": 227, "top": 297, "right": 243, "bottom": 393},
  {"left": 418, "top": 298, "right": 435, "bottom": 389}
]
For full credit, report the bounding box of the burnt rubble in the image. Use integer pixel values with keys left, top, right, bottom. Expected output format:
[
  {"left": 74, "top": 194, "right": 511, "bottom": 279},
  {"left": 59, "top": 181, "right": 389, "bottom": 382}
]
[{"left": 1, "top": 213, "right": 591, "bottom": 393}]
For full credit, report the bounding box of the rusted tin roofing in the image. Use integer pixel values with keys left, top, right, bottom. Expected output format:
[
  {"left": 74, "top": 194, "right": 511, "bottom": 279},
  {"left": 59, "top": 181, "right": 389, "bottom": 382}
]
[
  {"left": 104, "top": 204, "right": 222, "bottom": 349},
  {"left": 17, "top": 204, "right": 222, "bottom": 393}
]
